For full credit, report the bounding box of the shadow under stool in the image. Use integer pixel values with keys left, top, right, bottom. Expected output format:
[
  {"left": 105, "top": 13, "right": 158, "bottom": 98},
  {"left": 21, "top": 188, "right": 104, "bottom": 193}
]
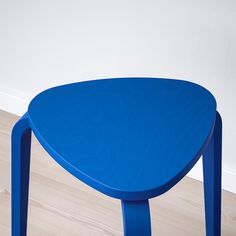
[{"left": 11, "top": 77, "right": 222, "bottom": 236}]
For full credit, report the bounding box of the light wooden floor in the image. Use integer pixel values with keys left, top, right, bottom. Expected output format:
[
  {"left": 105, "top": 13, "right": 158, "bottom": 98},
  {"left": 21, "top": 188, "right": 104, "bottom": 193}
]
[{"left": 1, "top": 110, "right": 236, "bottom": 236}]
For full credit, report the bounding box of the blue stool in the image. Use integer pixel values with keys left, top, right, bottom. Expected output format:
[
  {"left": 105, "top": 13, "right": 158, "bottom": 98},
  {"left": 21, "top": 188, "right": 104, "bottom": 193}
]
[{"left": 11, "top": 78, "right": 222, "bottom": 236}]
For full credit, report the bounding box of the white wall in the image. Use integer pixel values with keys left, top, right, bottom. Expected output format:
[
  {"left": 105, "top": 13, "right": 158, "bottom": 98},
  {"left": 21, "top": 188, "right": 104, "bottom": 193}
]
[{"left": 0, "top": 0, "right": 236, "bottom": 192}]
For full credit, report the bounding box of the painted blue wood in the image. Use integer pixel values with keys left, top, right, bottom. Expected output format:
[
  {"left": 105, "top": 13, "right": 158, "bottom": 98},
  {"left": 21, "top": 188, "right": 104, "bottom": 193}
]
[
  {"left": 121, "top": 200, "right": 151, "bottom": 236},
  {"left": 27, "top": 77, "right": 217, "bottom": 200},
  {"left": 12, "top": 114, "right": 31, "bottom": 236},
  {"left": 203, "top": 111, "right": 222, "bottom": 236},
  {"left": 11, "top": 77, "right": 221, "bottom": 236}
]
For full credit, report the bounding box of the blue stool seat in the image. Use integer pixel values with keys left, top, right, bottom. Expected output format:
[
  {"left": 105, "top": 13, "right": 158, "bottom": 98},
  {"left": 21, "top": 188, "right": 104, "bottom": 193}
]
[{"left": 11, "top": 78, "right": 222, "bottom": 236}]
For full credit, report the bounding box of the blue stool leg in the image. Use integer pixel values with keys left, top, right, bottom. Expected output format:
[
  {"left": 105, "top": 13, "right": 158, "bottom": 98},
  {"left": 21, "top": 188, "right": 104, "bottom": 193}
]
[
  {"left": 12, "top": 114, "right": 32, "bottom": 236},
  {"left": 203, "top": 111, "right": 222, "bottom": 236},
  {"left": 121, "top": 199, "right": 151, "bottom": 236}
]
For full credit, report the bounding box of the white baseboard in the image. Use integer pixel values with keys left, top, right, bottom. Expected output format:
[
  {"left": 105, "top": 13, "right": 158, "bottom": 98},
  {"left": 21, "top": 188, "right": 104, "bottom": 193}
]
[
  {"left": 0, "top": 85, "right": 29, "bottom": 116},
  {"left": 0, "top": 87, "right": 236, "bottom": 193}
]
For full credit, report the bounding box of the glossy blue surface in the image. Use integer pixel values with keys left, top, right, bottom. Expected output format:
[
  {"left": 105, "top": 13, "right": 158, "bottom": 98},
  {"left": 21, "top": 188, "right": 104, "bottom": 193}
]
[{"left": 27, "top": 78, "right": 217, "bottom": 200}]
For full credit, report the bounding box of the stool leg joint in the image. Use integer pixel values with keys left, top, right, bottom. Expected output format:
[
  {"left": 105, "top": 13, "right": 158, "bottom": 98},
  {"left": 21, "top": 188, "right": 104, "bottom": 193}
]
[
  {"left": 203, "top": 111, "right": 222, "bottom": 236},
  {"left": 121, "top": 199, "right": 151, "bottom": 236},
  {"left": 12, "top": 113, "right": 32, "bottom": 236}
]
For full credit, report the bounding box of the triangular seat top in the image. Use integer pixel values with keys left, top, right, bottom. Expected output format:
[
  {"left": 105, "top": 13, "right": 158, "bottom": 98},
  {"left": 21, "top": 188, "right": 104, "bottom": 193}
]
[{"left": 28, "top": 78, "right": 216, "bottom": 200}]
